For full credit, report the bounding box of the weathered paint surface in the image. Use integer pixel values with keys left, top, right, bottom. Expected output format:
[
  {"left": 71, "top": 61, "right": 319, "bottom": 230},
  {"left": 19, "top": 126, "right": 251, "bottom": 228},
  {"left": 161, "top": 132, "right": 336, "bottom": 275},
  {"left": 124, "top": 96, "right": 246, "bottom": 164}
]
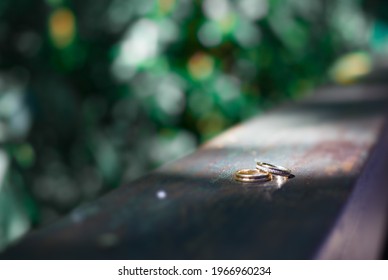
[{"left": 1, "top": 84, "right": 388, "bottom": 259}]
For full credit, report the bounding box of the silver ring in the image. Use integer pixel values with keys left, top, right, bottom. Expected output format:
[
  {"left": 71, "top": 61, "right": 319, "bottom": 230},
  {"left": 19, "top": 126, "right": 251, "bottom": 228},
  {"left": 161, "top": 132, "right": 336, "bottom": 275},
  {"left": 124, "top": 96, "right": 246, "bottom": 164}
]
[
  {"left": 256, "top": 162, "right": 291, "bottom": 177},
  {"left": 234, "top": 169, "right": 271, "bottom": 183}
]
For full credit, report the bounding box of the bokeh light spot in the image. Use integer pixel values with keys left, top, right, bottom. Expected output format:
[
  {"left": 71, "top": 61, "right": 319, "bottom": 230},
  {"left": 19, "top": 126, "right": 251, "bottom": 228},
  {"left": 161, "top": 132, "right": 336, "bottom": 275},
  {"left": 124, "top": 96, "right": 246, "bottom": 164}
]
[
  {"left": 155, "top": 77, "right": 185, "bottom": 116},
  {"left": 188, "top": 52, "right": 214, "bottom": 80},
  {"left": 330, "top": 52, "right": 372, "bottom": 84},
  {"left": 215, "top": 75, "right": 240, "bottom": 101},
  {"left": 149, "top": 129, "right": 196, "bottom": 165},
  {"left": 238, "top": 0, "right": 268, "bottom": 21},
  {"left": 158, "top": 0, "right": 176, "bottom": 15},
  {"left": 202, "top": 0, "right": 230, "bottom": 21},
  {"left": 197, "top": 111, "right": 226, "bottom": 138},
  {"left": 188, "top": 90, "right": 214, "bottom": 117},
  {"left": 111, "top": 19, "right": 159, "bottom": 81},
  {"left": 14, "top": 144, "right": 35, "bottom": 169},
  {"left": 198, "top": 21, "right": 222, "bottom": 47},
  {"left": 49, "top": 8, "right": 76, "bottom": 49},
  {"left": 219, "top": 13, "right": 236, "bottom": 34},
  {"left": 234, "top": 19, "right": 261, "bottom": 47}
]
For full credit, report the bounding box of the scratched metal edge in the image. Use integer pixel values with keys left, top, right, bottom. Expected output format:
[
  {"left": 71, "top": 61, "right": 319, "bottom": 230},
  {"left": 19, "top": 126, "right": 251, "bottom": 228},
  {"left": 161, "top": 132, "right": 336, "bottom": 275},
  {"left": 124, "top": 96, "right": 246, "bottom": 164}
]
[{"left": 315, "top": 118, "right": 388, "bottom": 260}]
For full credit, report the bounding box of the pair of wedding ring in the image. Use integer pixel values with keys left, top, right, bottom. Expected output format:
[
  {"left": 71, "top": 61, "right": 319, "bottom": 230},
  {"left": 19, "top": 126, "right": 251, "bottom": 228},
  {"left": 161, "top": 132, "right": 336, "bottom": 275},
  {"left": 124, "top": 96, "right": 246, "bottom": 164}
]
[{"left": 234, "top": 161, "right": 291, "bottom": 183}]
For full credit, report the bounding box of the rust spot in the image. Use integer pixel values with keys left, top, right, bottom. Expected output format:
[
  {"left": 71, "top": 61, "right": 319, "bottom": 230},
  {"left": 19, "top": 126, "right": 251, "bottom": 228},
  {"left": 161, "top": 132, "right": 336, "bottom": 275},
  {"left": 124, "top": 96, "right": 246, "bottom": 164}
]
[
  {"left": 341, "top": 158, "right": 357, "bottom": 173},
  {"left": 325, "top": 165, "right": 338, "bottom": 176},
  {"left": 303, "top": 140, "right": 365, "bottom": 176}
]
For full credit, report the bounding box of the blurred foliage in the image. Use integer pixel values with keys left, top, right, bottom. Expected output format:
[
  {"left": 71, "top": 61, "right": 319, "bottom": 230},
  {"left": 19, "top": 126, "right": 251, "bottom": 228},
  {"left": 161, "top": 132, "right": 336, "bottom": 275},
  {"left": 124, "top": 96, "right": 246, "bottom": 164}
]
[{"left": 0, "top": 0, "right": 374, "bottom": 249}]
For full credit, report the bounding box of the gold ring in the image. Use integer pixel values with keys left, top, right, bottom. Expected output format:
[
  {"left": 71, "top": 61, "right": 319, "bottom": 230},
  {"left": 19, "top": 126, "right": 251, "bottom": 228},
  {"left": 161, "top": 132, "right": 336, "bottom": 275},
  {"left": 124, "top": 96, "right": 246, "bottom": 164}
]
[
  {"left": 255, "top": 162, "right": 291, "bottom": 177},
  {"left": 234, "top": 169, "right": 271, "bottom": 183}
]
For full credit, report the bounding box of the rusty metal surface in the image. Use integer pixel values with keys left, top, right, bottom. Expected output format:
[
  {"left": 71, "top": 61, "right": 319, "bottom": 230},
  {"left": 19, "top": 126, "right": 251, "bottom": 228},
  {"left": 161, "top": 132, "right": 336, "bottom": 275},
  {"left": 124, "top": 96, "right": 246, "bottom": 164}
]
[
  {"left": 2, "top": 83, "right": 388, "bottom": 259},
  {"left": 316, "top": 121, "right": 388, "bottom": 259}
]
